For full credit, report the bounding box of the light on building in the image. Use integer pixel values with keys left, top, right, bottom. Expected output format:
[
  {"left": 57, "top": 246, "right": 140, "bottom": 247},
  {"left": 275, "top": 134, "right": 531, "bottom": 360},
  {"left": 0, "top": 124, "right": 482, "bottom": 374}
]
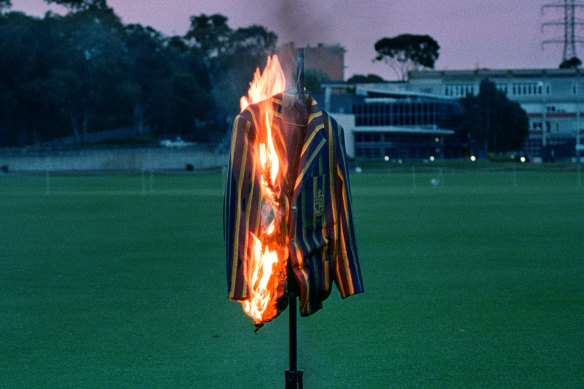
[
  {"left": 520, "top": 156, "right": 526, "bottom": 163},
  {"left": 434, "top": 137, "right": 440, "bottom": 143},
  {"left": 384, "top": 155, "right": 389, "bottom": 161},
  {"left": 429, "top": 156, "right": 435, "bottom": 162},
  {"left": 470, "top": 155, "right": 477, "bottom": 162}
]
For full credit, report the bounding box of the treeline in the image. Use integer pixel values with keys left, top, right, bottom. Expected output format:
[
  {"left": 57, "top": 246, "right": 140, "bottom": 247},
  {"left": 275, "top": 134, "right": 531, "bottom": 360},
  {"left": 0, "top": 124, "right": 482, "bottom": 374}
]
[{"left": 0, "top": 1, "right": 277, "bottom": 147}]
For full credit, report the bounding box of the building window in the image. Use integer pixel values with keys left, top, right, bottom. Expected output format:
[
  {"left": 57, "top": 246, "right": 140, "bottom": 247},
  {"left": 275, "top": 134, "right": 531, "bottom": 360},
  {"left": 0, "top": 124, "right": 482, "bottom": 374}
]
[
  {"left": 511, "top": 82, "right": 545, "bottom": 96},
  {"left": 531, "top": 121, "right": 543, "bottom": 130},
  {"left": 444, "top": 83, "right": 476, "bottom": 97}
]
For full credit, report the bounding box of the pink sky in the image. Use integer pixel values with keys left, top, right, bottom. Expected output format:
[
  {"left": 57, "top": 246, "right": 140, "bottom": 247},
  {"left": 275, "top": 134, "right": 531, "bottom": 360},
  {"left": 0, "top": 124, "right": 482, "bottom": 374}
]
[{"left": 10, "top": 0, "right": 568, "bottom": 80}]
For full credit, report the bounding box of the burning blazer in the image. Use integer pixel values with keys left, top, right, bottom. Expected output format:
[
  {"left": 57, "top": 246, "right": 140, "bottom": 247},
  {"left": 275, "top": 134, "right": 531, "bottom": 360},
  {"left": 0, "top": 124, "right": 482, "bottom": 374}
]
[{"left": 224, "top": 93, "right": 364, "bottom": 318}]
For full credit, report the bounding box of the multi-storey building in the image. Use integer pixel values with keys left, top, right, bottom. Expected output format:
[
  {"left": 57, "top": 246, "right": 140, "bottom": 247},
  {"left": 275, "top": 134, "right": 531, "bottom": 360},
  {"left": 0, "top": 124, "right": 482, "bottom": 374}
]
[
  {"left": 303, "top": 44, "right": 346, "bottom": 81},
  {"left": 320, "top": 83, "right": 464, "bottom": 160},
  {"left": 407, "top": 68, "right": 584, "bottom": 160}
]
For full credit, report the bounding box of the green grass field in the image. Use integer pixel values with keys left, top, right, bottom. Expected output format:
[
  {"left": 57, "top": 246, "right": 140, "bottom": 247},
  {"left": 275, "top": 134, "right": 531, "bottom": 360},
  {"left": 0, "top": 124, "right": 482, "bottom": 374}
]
[{"left": 1, "top": 165, "right": 583, "bottom": 388}]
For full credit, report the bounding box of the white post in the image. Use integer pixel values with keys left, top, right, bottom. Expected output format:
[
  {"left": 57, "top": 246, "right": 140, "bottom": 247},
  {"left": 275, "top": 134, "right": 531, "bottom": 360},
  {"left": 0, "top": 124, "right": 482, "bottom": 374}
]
[
  {"left": 222, "top": 165, "right": 227, "bottom": 191},
  {"left": 412, "top": 166, "right": 416, "bottom": 193},
  {"left": 45, "top": 171, "right": 50, "bottom": 195},
  {"left": 577, "top": 69, "right": 581, "bottom": 166}
]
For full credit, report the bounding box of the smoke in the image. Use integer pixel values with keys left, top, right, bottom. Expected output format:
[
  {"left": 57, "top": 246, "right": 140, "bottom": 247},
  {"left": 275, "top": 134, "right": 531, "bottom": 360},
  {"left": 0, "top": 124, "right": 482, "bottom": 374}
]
[
  {"left": 274, "top": 0, "right": 329, "bottom": 46},
  {"left": 271, "top": 0, "right": 334, "bottom": 90}
]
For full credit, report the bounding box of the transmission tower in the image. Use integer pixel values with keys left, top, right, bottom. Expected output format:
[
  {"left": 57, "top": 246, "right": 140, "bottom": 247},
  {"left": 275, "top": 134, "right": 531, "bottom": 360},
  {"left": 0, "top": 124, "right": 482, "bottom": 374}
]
[{"left": 542, "top": 0, "right": 584, "bottom": 61}]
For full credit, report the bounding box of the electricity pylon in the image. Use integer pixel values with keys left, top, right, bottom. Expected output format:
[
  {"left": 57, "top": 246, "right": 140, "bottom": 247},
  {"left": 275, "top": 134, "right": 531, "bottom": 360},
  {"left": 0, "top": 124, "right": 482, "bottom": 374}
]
[{"left": 542, "top": 0, "right": 584, "bottom": 61}]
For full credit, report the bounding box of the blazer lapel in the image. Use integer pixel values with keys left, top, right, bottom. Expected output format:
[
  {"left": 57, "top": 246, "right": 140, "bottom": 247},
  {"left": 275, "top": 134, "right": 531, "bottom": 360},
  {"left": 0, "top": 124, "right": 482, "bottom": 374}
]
[{"left": 292, "top": 99, "right": 326, "bottom": 202}]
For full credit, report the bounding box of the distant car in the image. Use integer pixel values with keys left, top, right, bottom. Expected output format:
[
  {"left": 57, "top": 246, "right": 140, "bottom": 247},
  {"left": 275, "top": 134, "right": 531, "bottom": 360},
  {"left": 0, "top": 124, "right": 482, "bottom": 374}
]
[{"left": 160, "top": 137, "right": 194, "bottom": 147}]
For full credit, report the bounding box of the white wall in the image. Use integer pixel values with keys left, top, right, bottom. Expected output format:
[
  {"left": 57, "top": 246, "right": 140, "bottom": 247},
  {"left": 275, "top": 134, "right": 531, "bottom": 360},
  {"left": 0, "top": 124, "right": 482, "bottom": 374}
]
[
  {"left": 0, "top": 148, "right": 228, "bottom": 172},
  {"left": 329, "top": 113, "right": 356, "bottom": 159}
]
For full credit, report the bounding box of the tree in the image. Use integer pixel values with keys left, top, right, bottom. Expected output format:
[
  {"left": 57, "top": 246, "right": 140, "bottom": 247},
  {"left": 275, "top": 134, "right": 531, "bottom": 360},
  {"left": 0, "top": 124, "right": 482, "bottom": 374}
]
[
  {"left": 121, "top": 24, "right": 169, "bottom": 135},
  {"left": 559, "top": 56, "right": 582, "bottom": 69},
  {"left": 460, "top": 79, "right": 529, "bottom": 155},
  {"left": 185, "top": 14, "right": 277, "bottom": 78},
  {"left": 347, "top": 74, "right": 385, "bottom": 83},
  {"left": 374, "top": 34, "right": 439, "bottom": 81},
  {"left": 42, "top": 7, "right": 129, "bottom": 142},
  {"left": 229, "top": 25, "right": 277, "bottom": 58},
  {"left": 0, "top": 0, "right": 11, "bottom": 13},
  {"left": 185, "top": 13, "right": 231, "bottom": 59},
  {"left": 0, "top": 12, "right": 61, "bottom": 145},
  {"left": 0, "top": 8, "right": 278, "bottom": 146},
  {"left": 303, "top": 69, "right": 328, "bottom": 95},
  {"left": 44, "top": 0, "right": 108, "bottom": 11},
  {"left": 184, "top": 13, "right": 278, "bottom": 138}
]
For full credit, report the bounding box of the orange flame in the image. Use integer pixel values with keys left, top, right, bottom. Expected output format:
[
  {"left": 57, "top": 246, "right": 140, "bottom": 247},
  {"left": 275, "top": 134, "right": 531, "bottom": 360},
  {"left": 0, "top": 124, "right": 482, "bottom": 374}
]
[
  {"left": 259, "top": 113, "right": 279, "bottom": 203},
  {"left": 240, "top": 55, "right": 286, "bottom": 112},
  {"left": 240, "top": 55, "right": 287, "bottom": 325},
  {"left": 243, "top": 233, "right": 279, "bottom": 320}
]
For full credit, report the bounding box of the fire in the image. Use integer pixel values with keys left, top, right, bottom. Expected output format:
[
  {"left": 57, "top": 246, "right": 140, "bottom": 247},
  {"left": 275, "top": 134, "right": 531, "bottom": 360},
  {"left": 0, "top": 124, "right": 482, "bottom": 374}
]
[
  {"left": 240, "top": 55, "right": 287, "bottom": 325},
  {"left": 240, "top": 55, "right": 286, "bottom": 112},
  {"left": 259, "top": 113, "right": 279, "bottom": 203},
  {"left": 242, "top": 234, "right": 279, "bottom": 320}
]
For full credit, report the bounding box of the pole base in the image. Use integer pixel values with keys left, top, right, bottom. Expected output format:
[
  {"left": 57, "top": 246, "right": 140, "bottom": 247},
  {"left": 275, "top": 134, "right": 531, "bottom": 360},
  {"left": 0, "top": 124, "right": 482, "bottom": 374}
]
[{"left": 285, "top": 369, "right": 303, "bottom": 389}]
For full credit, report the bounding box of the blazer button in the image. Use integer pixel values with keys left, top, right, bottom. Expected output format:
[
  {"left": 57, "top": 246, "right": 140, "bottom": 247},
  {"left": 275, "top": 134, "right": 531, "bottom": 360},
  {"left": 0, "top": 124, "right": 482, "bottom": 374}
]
[{"left": 290, "top": 238, "right": 295, "bottom": 244}]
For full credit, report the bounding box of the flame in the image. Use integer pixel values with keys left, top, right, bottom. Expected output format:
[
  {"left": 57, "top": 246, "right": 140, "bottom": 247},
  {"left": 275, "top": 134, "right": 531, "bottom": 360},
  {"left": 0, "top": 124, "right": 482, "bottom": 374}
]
[
  {"left": 239, "top": 55, "right": 287, "bottom": 325},
  {"left": 242, "top": 233, "right": 279, "bottom": 320},
  {"left": 240, "top": 55, "right": 286, "bottom": 112},
  {"left": 259, "top": 113, "right": 279, "bottom": 203}
]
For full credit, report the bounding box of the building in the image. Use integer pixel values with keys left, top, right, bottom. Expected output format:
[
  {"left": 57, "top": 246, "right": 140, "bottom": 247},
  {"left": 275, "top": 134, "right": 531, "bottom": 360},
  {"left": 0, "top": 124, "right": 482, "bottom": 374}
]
[
  {"left": 303, "top": 44, "right": 346, "bottom": 82},
  {"left": 321, "top": 83, "right": 464, "bottom": 160},
  {"left": 408, "top": 68, "right": 584, "bottom": 161},
  {"left": 308, "top": 45, "right": 581, "bottom": 161}
]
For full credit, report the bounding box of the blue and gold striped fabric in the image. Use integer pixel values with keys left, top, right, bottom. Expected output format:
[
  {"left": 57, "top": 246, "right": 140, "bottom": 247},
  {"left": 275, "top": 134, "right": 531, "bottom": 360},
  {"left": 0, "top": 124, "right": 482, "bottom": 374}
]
[{"left": 224, "top": 93, "right": 363, "bottom": 318}]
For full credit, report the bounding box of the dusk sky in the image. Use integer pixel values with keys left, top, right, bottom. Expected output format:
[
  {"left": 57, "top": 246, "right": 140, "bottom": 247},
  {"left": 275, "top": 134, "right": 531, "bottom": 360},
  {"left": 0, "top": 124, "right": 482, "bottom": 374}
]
[{"left": 9, "top": 0, "right": 571, "bottom": 80}]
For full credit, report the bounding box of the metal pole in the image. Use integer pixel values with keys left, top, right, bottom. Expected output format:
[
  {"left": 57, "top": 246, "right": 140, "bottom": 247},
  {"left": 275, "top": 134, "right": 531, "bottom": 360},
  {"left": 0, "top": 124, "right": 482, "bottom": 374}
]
[
  {"left": 289, "top": 294, "right": 297, "bottom": 372},
  {"left": 285, "top": 293, "right": 302, "bottom": 389},
  {"left": 296, "top": 48, "right": 305, "bottom": 96},
  {"left": 284, "top": 47, "right": 305, "bottom": 389}
]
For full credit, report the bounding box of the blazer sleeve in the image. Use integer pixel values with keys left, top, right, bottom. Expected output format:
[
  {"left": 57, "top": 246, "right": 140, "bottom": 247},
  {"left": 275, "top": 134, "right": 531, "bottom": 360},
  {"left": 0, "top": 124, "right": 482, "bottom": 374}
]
[
  {"left": 224, "top": 111, "right": 260, "bottom": 300},
  {"left": 332, "top": 120, "right": 364, "bottom": 298}
]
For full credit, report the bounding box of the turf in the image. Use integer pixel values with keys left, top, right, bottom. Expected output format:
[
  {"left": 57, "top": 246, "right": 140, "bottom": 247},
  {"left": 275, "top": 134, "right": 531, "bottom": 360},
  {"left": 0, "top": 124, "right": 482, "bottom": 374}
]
[{"left": 0, "top": 166, "right": 583, "bottom": 388}]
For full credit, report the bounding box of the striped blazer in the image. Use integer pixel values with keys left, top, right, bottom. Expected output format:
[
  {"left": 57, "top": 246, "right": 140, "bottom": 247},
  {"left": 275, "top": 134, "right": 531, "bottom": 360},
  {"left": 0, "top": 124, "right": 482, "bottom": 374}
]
[{"left": 224, "top": 93, "right": 363, "bottom": 318}]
